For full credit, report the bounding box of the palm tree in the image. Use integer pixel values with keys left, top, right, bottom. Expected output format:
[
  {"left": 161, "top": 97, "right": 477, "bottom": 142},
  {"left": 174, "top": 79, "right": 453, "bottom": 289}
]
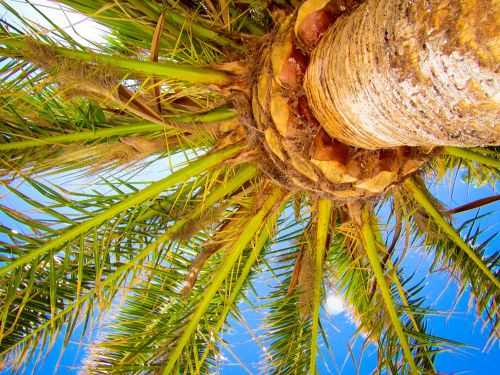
[{"left": 0, "top": 0, "right": 498, "bottom": 373}]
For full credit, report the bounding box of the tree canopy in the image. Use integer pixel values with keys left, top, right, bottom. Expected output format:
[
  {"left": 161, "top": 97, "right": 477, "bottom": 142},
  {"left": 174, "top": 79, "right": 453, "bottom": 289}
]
[{"left": 0, "top": 0, "right": 498, "bottom": 374}]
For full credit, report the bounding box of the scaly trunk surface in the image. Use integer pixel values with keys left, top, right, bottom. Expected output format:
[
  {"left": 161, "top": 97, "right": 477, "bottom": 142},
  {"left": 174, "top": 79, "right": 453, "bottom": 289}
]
[{"left": 305, "top": 0, "right": 499, "bottom": 149}]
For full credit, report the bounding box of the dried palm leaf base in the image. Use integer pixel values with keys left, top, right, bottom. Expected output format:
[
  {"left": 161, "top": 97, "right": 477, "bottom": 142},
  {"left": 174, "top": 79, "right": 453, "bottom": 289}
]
[{"left": 250, "top": 3, "right": 429, "bottom": 201}]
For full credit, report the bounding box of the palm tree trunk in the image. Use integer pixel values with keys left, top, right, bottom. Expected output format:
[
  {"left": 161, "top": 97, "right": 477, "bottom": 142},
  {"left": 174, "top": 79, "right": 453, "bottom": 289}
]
[{"left": 305, "top": 0, "right": 499, "bottom": 149}]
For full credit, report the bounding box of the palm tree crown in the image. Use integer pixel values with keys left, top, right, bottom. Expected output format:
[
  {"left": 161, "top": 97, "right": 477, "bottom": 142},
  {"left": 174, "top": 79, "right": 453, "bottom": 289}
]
[{"left": 0, "top": 0, "right": 498, "bottom": 374}]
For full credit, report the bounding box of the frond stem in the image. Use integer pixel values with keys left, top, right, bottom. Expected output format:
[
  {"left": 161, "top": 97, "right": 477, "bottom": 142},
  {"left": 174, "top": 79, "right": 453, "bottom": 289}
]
[
  {"left": 127, "top": 0, "right": 246, "bottom": 52},
  {"left": 385, "top": 257, "right": 437, "bottom": 372},
  {"left": 173, "top": 108, "right": 236, "bottom": 123},
  {"left": 360, "top": 205, "right": 419, "bottom": 375},
  {"left": 443, "top": 147, "right": 500, "bottom": 169},
  {"left": 162, "top": 185, "right": 285, "bottom": 374},
  {"left": 309, "top": 198, "right": 332, "bottom": 374},
  {"left": 0, "top": 163, "right": 258, "bottom": 356},
  {"left": 0, "top": 123, "right": 166, "bottom": 151},
  {"left": 0, "top": 145, "right": 243, "bottom": 278},
  {"left": 1, "top": 38, "right": 233, "bottom": 85},
  {"left": 195, "top": 198, "right": 286, "bottom": 373},
  {"left": 446, "top": 195, "right": 500, "bottom": 215},
  {"left": 404, "top": 178, "right": 500, "bottom": 289},
  {"left": 0, "top": 107, "right": 237, "bottom": 151}
]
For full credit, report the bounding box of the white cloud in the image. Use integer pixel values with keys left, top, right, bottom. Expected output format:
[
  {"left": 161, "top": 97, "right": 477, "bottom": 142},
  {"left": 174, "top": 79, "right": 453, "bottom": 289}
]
[
  {"left": 326, "top": 294, "right": 345, "bottom": 316},
  {"left": 4, "top": 0, "right": 107, "bottom": 46}
]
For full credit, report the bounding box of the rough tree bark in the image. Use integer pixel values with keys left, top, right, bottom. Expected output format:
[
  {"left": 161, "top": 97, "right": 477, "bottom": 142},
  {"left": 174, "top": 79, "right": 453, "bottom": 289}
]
[{"left": 305, "top": 0, "right": 499, "bottom": 149}]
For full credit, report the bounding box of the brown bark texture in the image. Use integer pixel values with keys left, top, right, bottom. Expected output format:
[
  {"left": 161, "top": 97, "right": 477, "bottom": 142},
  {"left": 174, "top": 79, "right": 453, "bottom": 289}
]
[{"left": 305, "top": 0, "right": 500, "bottom": 149}]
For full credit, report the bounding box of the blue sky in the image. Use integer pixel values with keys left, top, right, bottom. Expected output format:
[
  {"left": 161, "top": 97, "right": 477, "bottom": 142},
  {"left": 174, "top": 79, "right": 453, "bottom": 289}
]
[
  {"left": 215, "top": 175, "right": 500, "bottom": 375},
  {"left": 1, "top": 169, "right": 497, "bottom": 374}
]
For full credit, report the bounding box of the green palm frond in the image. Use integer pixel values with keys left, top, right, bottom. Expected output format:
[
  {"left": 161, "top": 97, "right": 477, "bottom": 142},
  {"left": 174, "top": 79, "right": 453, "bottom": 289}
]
[
  {"left": 57, "top": 0, "right": 251, "bottom": 63},
  {"left": 0, "top": 154, "right": 254, "bottom": 370},
  {"left": 261, "top": 240, "right": 315, "bottom": 373},
  {"left": 87, "top": 185, "right": 285, "bottom": 373},
  {"left": 0, "top": 0, "right": 240, "bottom": 179},
  {"left": 360, "top": 205, "right": 418, "bottom": 374},
  {"left": 398, "top": 177, "right": 500, "bottom": 346},
  {"left": 322, "top": 202, "right": 461, "bottom": 374}
]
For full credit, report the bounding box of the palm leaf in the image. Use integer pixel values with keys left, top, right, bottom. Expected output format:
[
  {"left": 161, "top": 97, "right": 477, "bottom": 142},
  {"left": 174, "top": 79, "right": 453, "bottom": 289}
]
[{"left": 0, "top": 1, "right": 498, "bottom": 374}]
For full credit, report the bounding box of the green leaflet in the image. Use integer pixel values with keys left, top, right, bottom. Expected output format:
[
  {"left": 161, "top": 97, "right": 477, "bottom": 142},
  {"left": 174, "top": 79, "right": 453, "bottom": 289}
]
[
  {"left": 361, "top": 206, "right": 419, "bottom": 375},
  {"left": 309, "top": 198, "right": 332, "bottom": 374},
  {"left": 1, "top": 163, "right": 258, "bottom": 357},
  {"left": 163, "top": 185, "right": 285, "bottom": 374},
  {"left": 0, "top": 145, "right": 242, "bottom": 278}
]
